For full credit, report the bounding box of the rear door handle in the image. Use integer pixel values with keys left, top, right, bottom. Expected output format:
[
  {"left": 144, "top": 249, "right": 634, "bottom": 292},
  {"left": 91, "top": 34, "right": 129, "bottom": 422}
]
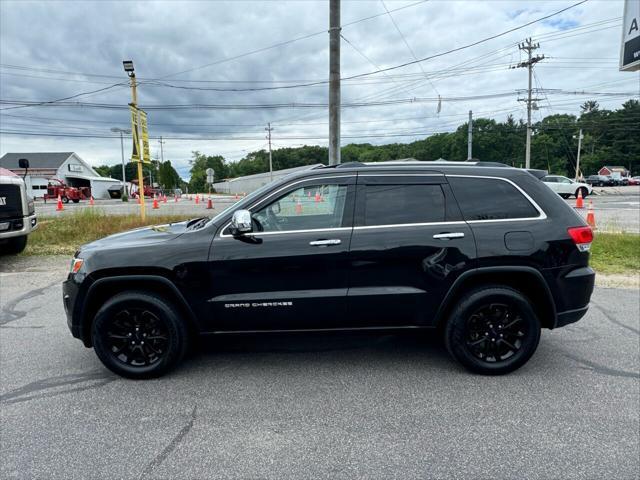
[
  {"left": 433, "top": 232, "right": 465, "bottom": 240},
  {"left": 309, "top": 239, "right": 342, "bottom": 246}
]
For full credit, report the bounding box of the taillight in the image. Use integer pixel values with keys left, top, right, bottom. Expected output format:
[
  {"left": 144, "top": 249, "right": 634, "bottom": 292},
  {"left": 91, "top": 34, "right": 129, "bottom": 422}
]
[{"left": 567, "top": 226, "right": 593, "bottom": 252}]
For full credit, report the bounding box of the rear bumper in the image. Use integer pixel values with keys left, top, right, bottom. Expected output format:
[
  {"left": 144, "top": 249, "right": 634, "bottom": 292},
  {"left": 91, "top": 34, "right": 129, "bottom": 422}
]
[
  {"left": 553, "top": 266, "right": 595, "bottom": 328},
  {"left": 556, "top": 304, "right": 589, "bottom": 328}
]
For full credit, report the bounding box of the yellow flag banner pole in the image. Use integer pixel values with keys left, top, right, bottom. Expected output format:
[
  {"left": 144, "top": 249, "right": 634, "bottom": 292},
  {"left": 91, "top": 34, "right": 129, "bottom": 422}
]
[{"left": 129, "top": 104, "right": 145, "bottom": 220}]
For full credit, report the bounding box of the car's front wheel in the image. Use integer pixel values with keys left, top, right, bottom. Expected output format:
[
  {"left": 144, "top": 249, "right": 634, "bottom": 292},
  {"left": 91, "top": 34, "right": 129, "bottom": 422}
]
[
  {"left": 0, "top": 235, "right": 28, "bottom": 255},
  {"left": 92, "top": 291, "right": 188, "bottom": 379},
  {"left": 444, "top": 286, "right": 541, "bottom": 375},
  {"left": 575, "top": 187, "right": 588, "bottom": 198}
]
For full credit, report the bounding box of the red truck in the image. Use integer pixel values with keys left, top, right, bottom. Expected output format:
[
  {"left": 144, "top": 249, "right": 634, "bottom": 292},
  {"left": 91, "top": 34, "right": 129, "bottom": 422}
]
[{"left": 45, "top": 179, "right": 91, "bottom": 203}]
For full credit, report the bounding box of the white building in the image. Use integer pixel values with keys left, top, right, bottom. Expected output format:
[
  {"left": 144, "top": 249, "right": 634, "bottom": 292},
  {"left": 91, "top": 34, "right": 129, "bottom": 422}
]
[
  {"left": 0, "top": 152, "right": 121, "bottom": 199},
  {"left": 211, "top": 164, "right": 324, "bottom": 194}
]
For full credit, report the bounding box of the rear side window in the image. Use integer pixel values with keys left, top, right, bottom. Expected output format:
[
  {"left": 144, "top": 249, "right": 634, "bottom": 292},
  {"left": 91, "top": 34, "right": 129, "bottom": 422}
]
[
  {"left": 448, "top": 177, "right": 539, "bottom": 221},
  {"left": 364, "top": 184, "right": 445, "bottom": 226}
]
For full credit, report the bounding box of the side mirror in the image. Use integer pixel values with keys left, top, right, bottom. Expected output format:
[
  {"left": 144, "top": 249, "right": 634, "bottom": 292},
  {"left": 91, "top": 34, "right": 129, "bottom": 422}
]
[
  {"left": 18, "top": 158, "right": 29, "bottom": 181},
  {"left": 230, "top": 209, "right": 252, "bottom": 236}
]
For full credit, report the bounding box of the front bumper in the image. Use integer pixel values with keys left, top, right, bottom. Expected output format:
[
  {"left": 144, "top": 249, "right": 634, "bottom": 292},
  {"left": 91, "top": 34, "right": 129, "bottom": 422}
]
[
  {"left": 63, "top": 275, "right": 83, "bottom": 341},
  {"left": 0, "top": 213, "right": 37, "bottom": 239}
]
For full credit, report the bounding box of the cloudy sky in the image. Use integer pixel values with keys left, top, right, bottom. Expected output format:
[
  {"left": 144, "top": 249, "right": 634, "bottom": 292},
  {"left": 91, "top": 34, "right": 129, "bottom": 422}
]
[{"left": 1, "top": 0, "right": 638, "bottom": 179}]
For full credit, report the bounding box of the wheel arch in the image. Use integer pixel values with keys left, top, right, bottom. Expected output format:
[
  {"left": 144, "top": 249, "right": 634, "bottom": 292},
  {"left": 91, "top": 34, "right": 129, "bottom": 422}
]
[
  {"left": 435, "top": 267, "right": 557, "bottom": 330},
  {"left": 79, "top": 275, "right": 199, "bottom": 347}
]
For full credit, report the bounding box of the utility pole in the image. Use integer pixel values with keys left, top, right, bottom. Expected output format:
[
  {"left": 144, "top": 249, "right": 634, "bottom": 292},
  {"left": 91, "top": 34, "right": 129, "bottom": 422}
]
[
  {"left": 123, "top": 60, "right": 145, "bottom": 220},
  {"left": 467, "top": 110, "right": 473, "bottom": 160},
  {"left": 328, "top": 0, "right": 341, "bottom": 165},
  {"left": 515, "top": 39, "right": 544, "bottom": 169},
  {"left": 265, "top": 122, "right": 274, "bottom": 181},
  {"left": 575, "top": 128, "right": 583, "bottom": 181},
  {"left": 159, "top": 136, "right": 165, "bottom": 163}
]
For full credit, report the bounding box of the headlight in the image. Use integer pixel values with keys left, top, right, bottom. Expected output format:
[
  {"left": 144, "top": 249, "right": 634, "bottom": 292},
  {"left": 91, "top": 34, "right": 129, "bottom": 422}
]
[
  {"left": 27, "top": 197, "right": 35, "bottom": 215},
  {"left": 70, "top": 258, "right": 84, "bottom": 274}
]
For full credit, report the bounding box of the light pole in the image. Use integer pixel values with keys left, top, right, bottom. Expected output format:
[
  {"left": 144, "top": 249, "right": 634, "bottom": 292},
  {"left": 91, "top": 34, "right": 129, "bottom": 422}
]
[
  {"left": 123, "top": 59, "right": 146, "bottom": 220},
  {"left": 111, "top": 127, "right": 131, "bottom": 197}
]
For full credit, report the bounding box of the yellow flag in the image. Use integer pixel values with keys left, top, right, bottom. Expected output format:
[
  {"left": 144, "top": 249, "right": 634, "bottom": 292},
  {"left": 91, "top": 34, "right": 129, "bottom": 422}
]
[
  {"left": 129, "top": 105, "right": 140, "bottom": 162},
  {"left": 139, "top": 109, "right": 151, "bottom": 164}
]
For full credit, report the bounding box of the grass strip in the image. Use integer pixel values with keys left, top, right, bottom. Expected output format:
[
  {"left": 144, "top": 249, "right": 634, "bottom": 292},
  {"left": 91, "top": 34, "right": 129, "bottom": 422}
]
[{"left": 21, "top": 209, "right": 194, "bottom": 256}]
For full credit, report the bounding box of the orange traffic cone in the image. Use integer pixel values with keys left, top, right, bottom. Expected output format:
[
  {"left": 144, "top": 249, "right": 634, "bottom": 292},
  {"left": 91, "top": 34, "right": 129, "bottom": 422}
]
[
  {"left": 295, "top": 201, "right": 303, "bottom": 215},
  {"left": 314, "top": 191, "right": 320, "bottom": 203},
  {"left": 175, "top": 194, "right": 179, "bottom": 202},
  {"left": 586, "top": 200, "right": 596, "bottom": 229},
  {"left": 307, "top": 191, "right": 311, "bottom": 198},
  {"left": 207, "top": 197, "right": 213, "bottom": 209},
  {"left": 56, "top": 194, "right": 64, "bottom": 211},
  {"left": 163, "top": 194, "right": 167, "bottom": 203},
  {"left": 234, "top": 193, "right": 239, "bottom": 199},
  {"left": 152, "top": 195, "right": 159, "bottom": 209},
  {"left": 195, "top": 195, "right": 199, "bottom": 205},
  {"left": 575, "top": 189, "right": 584, "bottom": 209},
  {"left": 89, "top": 196, "right": 95, "bottom": 206}
]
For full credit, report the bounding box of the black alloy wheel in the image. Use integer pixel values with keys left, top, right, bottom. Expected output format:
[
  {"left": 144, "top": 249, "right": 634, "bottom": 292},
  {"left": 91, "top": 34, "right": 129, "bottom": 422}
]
[
  {"left": 464, "top": 303, "right": 526, "bottom": 363},
  {"left": 445, "top": 286, "right": 541, "bottom": 375},
  {"left": 92, "top": 291, "right": 188, "bottom": 379},
  {"left": 105, "top": 308, "right": 169, "bottom": 367}
]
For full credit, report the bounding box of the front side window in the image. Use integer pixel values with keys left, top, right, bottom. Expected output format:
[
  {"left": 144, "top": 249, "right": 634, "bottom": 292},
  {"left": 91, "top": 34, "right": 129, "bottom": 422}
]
[
  {"left": 252, "top": 183, "right": 348, "bottom": 232},
  {"left": 448, "top": 177, "right": 539, "bottom": 221},
  {"left": 363, "top": 184, "right": 445, "bottom": 226}
]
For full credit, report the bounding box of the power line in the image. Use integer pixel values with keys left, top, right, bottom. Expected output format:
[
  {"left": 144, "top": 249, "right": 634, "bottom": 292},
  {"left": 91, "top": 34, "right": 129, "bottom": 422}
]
[
  {"left": 158, "top": 0, "right": 431, "bottom": 79},
  {"left": 379, "top": 0, "right": 440, "bottom": 96},
  {"left": 0, "top": 83, "right": 127, "bottom": 111}
]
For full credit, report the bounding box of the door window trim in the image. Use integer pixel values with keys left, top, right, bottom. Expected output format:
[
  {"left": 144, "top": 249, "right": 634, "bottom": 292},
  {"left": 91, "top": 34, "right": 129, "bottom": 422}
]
[
  {"left": 447, "top": 174, "right": 547, "bottom": 223},
  {"left": 219, "top": 174, "right": 356, "bottom": 238},
  {"left": 219, "top": 172, "right": 548, "bottom": 237}
]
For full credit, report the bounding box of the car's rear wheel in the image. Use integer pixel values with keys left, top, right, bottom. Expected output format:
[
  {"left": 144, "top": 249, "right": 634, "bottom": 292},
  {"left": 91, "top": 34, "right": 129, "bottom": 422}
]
[
  {"left": 61, "top": 196, "right": 69, "bottom": 204},
  {"left": 444, "top": 286, "right": 541, "bottom": 375},
  {"left": 92, "top": 291, "right": 188, "bottom": 379}
]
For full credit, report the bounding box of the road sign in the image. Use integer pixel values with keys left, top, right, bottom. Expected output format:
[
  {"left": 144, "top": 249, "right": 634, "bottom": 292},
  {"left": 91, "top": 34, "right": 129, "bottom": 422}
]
[
  {"left": 620, "top": 0, "right": 640, "bottom": 71},
  {"left": 206, "top": 168, "right": 215, "bottom": 184}
]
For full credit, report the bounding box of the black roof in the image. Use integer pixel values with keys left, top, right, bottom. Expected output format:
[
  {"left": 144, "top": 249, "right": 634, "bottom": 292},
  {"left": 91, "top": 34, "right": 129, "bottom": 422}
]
[
  {"left": 0, "top": 152, "right": 74, "bottom": 169},
  {"left": 301, "top": 159, "right": 547, "bottom": 179}
]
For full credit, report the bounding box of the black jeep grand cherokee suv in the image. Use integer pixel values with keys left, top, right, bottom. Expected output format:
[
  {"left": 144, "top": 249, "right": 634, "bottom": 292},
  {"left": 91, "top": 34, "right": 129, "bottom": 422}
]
[{"left": 63, "top": 161, "right": 595, "bottom": 378}]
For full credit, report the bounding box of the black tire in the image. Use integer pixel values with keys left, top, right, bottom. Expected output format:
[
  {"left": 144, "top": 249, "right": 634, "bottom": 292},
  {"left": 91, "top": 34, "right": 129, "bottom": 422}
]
[
  {"left": 61, "top": 196, "right": 69, "bottom": 204},
  {"left": 72, "top": 199, "right": 80, "bottom": 203},
  {"left": 0, "top": 235, "right": 28, "bottom": 255},
  {"left": 92, "top": 291, "right": 188, "bottom": 379},
  {"left": 559, "top": 194, "right": 570, "bottom": 199},
  {"left": 444, "top": 285, "right": 541, "bottom": 375},
  {"left": 575, "top": 187, "right": 588, "bottom": 198}
]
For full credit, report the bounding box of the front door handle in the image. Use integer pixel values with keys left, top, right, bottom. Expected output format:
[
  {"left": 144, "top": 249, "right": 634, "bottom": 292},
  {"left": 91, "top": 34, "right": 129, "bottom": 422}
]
[
  {"left": 433, "top": 232, "right": 465, "bottom": 240},
  {"left": 309, "top": 239, "right": 342, "bottom": 246}
]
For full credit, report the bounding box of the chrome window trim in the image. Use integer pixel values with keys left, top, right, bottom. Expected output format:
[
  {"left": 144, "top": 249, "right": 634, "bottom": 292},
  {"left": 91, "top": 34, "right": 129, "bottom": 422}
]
[
  {"left": 218, "top": 174, "right": 355, "bottom": 238},
  {"left": 353, "top": 221, "right": 467, "bottom": 231},
  {"left": 358, "top": 173, "right": 444, "bottom": 177},
  {"left": 447, "top": 174, "right": 547, "bottom": 222},
  {"left": 218, "top": 172, "right": 547, "bottom": 238}
]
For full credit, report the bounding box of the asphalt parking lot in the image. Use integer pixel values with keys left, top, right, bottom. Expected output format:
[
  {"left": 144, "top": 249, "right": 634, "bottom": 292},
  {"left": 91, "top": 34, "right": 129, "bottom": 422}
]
[{"left": 1, "top": 257, "right": 638, "bottom": 479}]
